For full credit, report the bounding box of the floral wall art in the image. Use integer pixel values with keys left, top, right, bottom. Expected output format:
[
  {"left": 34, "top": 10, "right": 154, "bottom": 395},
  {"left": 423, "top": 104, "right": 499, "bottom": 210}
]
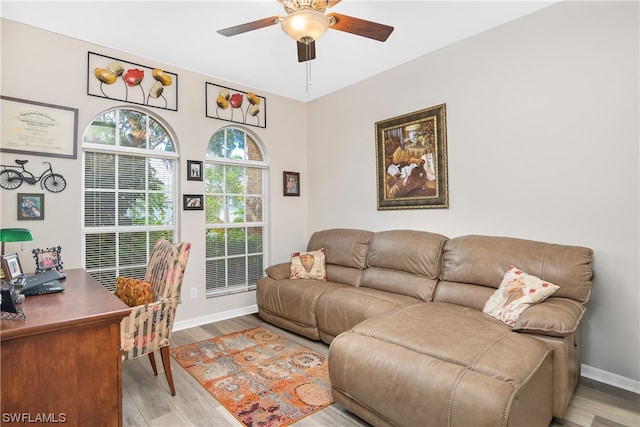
[
  {"left": 205, "top": 83, "right": 266, "bottom": 128},
  {"left": 87, "top": 52, "right": 178, "bottom": 111}
]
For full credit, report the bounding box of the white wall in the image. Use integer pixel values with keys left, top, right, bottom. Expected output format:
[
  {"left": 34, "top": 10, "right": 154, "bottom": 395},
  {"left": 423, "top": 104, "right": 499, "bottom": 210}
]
[
  {"left": 2, "top": 0, "right": 638, "bottom": 389},
  {"left": 0, "top": 18, "right": 310, "bottom": 323},
  {"left": 306, "top": 1, "right": 639, "bottom": 384}
]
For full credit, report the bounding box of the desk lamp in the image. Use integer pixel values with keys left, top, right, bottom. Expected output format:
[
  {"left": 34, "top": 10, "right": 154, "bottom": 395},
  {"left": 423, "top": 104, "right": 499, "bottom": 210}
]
[
  {"left": 0, "top": 228, "right": 32, "bottom": 318},
  {"left": 0, "top": 228, "right": 34, "bottom": 256}
]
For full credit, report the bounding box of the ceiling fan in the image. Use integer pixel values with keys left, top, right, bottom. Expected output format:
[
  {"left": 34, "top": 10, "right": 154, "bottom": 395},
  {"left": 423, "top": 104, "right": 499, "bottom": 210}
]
[{"left": 217, "top": 0, "right": 394, "bottom": 62}]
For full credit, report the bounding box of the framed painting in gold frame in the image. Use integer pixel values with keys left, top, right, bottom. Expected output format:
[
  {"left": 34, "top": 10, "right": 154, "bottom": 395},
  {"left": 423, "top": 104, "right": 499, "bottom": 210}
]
[{"left": 375, "top": 104, "right": 448, "bottom": 210}]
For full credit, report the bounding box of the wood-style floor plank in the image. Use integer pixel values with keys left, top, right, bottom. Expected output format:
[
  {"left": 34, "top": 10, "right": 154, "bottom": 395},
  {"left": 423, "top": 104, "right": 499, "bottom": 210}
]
[{"left": 122, "top": 314, "right": 640, "bottom": 427}]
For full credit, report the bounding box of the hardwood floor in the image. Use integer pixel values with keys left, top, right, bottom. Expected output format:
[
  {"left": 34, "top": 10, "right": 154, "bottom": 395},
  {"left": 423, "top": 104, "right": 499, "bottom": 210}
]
[{"left": 122, "top": 314, "right": 640, "bottom": 427}]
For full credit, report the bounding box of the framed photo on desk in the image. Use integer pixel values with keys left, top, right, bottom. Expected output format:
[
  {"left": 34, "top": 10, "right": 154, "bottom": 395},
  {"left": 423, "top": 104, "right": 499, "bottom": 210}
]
[
  {"left": 32, "top": 246, "right": 63, "bottom": 273},
  {"left": 1, "top": 253, "right": 23, "bottom": 282}
]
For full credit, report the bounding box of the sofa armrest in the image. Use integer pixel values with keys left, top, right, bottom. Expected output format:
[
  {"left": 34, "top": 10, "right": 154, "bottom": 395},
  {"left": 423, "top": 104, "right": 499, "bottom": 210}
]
[
  {"left": 265, "top": 262, "right": 291, "bottom": 280},
  {"left": 513, "top": 298, "right": 585, "bottom": 337}
]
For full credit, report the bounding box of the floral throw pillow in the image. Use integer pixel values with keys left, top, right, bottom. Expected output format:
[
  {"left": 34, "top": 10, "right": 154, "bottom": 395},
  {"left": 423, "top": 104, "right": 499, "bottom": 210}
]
[
  {"left": 483, "top": 265, "right": 559, "bottom": 326},
  {"left": 290, "top": 248, "right": 326, "bottom": 280},
  {"left": 115, "top": 276, "right": 154, "bottom": 307}
]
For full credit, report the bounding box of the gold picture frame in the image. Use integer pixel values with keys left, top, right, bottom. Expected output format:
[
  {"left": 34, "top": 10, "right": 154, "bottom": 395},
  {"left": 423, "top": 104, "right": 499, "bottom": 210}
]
[{"left": 375, "top": 104, "right": 448, "bottom": 210}]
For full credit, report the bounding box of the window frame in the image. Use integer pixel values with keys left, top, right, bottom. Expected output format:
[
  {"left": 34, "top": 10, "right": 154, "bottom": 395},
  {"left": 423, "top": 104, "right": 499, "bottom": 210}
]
[
  {"left": 81, "top": 107, "right": 180, "bottom": 291},
  {"left": 204, "top": 126, "right": 268, "bottom": 298}
]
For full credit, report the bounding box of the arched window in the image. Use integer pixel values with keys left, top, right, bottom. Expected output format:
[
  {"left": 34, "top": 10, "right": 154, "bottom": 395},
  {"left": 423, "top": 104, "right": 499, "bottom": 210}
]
[
  {"left": 82, "top": 108, "right": 178, "bottom": 291},
  {"left": 205, "top": 127, "right": 268, "bottom": 297}
]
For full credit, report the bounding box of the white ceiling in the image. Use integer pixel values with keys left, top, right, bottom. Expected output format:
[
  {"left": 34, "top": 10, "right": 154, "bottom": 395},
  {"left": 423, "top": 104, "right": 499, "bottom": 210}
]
[{"left": 1, "top": 0, "right": 557, "bottom": 102}]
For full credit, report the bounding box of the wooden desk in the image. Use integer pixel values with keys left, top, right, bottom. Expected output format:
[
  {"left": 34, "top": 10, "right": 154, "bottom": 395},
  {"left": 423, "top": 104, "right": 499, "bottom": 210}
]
[{"left": 0, "top": 269, "right": 129, "bottom": 426}]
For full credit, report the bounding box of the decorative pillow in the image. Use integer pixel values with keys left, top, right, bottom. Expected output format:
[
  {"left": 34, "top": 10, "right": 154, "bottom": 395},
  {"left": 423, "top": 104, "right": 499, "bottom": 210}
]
[
  {"left": 115, "top": 276, "right": 154, "bottom": 307},
  {"left": 290, "top": 248, "right": 326, "bottom": 280},
  {"left": 483, "top": 265, "right": 559, "bottom": 326}
]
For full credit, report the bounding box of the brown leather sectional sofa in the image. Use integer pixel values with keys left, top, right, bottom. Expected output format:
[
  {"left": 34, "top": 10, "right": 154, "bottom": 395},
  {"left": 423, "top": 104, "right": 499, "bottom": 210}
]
[{"left": 256, "top": 229, "right": 593, "bottom": 426}]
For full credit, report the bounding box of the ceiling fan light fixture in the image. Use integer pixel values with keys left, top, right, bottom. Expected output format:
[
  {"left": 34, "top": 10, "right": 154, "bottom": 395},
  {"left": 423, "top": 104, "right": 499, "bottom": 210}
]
[{"left": 281, "top": 10, "right": 330, "bottom": 42}]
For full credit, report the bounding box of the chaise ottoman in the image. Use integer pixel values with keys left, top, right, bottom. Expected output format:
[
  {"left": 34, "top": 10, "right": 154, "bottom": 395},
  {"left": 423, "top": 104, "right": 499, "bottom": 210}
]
[{"left": 329, "top": 302, "right": 554, "bottom": 427}]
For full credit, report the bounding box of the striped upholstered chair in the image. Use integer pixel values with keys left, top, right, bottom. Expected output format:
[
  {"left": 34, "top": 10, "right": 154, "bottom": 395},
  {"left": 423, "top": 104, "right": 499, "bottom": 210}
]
[{"left": 119, "top": 239, "right": 191, "bottom": 395}]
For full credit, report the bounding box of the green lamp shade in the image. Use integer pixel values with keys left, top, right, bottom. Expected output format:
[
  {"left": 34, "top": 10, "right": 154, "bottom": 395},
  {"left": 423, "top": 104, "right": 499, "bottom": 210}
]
[{"left": 0, "top": 228, "right": 34, "bottom": 243}]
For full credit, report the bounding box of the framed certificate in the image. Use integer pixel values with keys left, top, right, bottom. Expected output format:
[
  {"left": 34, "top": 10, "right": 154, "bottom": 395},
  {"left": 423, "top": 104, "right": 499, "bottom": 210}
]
[{"left": 1, "top": 96, "right": 78, "bottom": 159}]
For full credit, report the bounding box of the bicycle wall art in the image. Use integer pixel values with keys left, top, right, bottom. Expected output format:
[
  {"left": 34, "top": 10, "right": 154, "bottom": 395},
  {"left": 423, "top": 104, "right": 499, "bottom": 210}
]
[
  {"left": 1, "top": 96, "right": 78, "bottom": 159},
  {"left": 0, "top": 159, "right": 67, "bottom": 193},
  {"left": 17, "top": 193, "right": 44, "bottom": 221}
]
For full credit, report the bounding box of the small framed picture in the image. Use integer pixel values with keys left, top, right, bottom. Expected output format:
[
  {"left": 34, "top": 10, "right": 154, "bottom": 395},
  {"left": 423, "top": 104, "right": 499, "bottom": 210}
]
[
  {"left": 283, "top": 171, "right": 300, "bottom": 197},
  {"left": 187, "top": 160, "right": 203, "bottom": 181},
  {"left": 18, "top": 193, "right": 44, "bottom": 220},
  {"left": 32, "top": 246, "right": 63, "bottom": 273},
  {"left": 1, "top": 253, "right": 24, "bottom": 282},
  {"left": 183, "top": 194, "right": 203, "bottom": 210}
]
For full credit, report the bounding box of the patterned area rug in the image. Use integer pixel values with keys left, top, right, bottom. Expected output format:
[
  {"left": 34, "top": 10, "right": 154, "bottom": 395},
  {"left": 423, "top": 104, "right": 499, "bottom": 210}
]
[{"left": 170, "top": 326, "right": 334, "bottom": 427}]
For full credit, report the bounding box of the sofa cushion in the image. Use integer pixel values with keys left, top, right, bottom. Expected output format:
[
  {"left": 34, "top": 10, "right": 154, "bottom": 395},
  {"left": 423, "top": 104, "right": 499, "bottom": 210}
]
[
  {"left": 306, "top": 229, "right": 373, "bottom": 286},
  {"left": 329, "top": 302, "right": 554, "bottom": 427},
  {"left": 307, "top": 228, "right": 373, "bottom": 270},
  {"left": 432, "top": 281, "right": 496, "bottom": 311},
  {"left": 362, "top": 230, "right": 448, "bottom": 300},
  {"left": 483, "top": 265, "right": 559, "bottom": 326},
  {"left": 315, "top": 287, "right": 420, "bottom": 342},
  {"left": 366, "top": 230, "right": 447, "bottom": 278},
  {"left": 440, "top": 235, "right": 593, "bottom": 303},
  {"left": 290, "top": 248, "right": 326, "bottom": 280},
  {"left": 361, "top": 268, "right": 439, "bottom": 302},
  {"left": 256, "top": 276, "right": 345, "bottom": 330}
]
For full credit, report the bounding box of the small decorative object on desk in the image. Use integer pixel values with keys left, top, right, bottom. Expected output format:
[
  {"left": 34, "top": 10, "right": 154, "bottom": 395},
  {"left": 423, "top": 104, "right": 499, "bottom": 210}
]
[
  {"left": 1, "top": 276, "right": 26, "bottom": 320},
  {"left": 32, "top": 246, "right": 63, "bottom": 273},
  {"left": 1, "top": 252, "right": 24, "bottom": 282}
]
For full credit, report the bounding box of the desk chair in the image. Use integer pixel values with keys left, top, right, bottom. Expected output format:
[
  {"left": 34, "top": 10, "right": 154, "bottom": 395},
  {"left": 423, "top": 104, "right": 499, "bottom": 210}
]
[{"left": 119, "top": 239, "right": 191, "bottom": 395}]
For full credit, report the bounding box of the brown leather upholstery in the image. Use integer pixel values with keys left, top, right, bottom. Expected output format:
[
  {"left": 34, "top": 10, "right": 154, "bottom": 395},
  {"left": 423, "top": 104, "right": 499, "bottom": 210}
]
[
  {"left": 257, "top": 229, "right": 374, "bottom": 340},
  {"left": 362, "top": 230, "right": 447, "bottom": 301},
  {"left": 256, "top": 229, "right": 594, "bottom": 425},
  {"left": 330, "top": 303, "right": 554, "bottom": 427},
  {"left": 439, "top": 235, "right": 593, "bottom": 302},
  {"left": 256, "top": 276, "right": 345, "bottom": 340},
  {"left": 437, "top": 235, "right": 593, "bottom": 417},
  {"left": 316, "top": 287, "right": 420, "bottom": 342}
]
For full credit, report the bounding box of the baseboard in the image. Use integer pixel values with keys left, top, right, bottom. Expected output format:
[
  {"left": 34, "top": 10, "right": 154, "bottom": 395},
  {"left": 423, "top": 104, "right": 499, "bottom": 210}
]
[
  {"left": 581, "top": 363, "right": 640, "bottom": 394},
  {"left": 174, "top": 309, "right": 639, "bottom": 395},
  {"left": 173, "top": 304, "right": 258, "bottom": 332}
]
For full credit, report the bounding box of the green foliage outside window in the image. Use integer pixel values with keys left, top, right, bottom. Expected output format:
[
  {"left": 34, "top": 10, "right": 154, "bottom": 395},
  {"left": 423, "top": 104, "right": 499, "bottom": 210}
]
[
  {"left": 205, "top": 128, "right": 266, "bottom": 297},
  {"left": 83, "top": 108, "right": 177, "bottom": 291}
]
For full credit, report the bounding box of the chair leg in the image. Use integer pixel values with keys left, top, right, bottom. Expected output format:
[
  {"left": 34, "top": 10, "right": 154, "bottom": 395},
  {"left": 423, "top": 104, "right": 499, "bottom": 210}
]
[
  {"left": 160, "top": 346, "right": 176, "bottom": 396},
  {"left": 148, "top": 352, "right": 158, "bottom": 376}
]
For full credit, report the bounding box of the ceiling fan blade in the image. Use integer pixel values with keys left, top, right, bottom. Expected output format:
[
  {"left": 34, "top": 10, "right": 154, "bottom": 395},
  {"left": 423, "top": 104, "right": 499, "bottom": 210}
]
[
  {"left": 327, "top": 13, "right": 394, "bottom": 42},
  {"left": 217, "top": 16, "right": 280, "bottom": 37},
  {"left": 326, "top": 0, "right": 342, "bottom": 8},
  {"left": 297, "top": 40, "right": 317, "bottom": 62}
]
